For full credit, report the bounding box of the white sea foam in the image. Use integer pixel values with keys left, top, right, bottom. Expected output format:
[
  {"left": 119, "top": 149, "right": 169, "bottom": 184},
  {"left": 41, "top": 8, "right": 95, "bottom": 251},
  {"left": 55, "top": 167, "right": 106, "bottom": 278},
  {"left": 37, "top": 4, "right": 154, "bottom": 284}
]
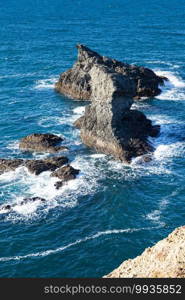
[
  {"left": 131, "top": 109, "right": 185, "bottom": 176},
  {"left": 149, "top": 114, "right": 178, "bottom": 125},
  {"left": 154, "top": 142, "right": 184, "bottom": 160},
  {"left": 38, "top": 106, "right": 86, "bottom": 128},
  {"left": 13, "top": 198, "right": 45, "bottom": 215},
  {"left": 0, "top": 102, "right": 97, "bottom": 220},
  {"left": 145, "top": 210, "right": 165, "bottom": 227},
  {"left": 146, "top": 61, "right": 180, "bottom": 69},
  {"left": 0, "top": 152, "right": 106, "bottom": 219},
  {"left": 73, "top": 106, "right": 86, "bottom": 115},
  {"left": 0, "top": 226, "right": 159, "bottom": 262},
  {"left": 72, "top": 105, "right": 86, "bottom": 123},
  {"left": 145, "top": 186, "right": 183, "bottom": 226},
  {"left": 156, "top": 70, "right": 185, "bottom": 88},
  {"left": 0, "top": 166, "right": 77, "bottom": 220},
  {"left": 155, "top": 70, "right": 185, "bottom": 100},
  {"left": 107, "top": 148, "right": 170, "bottom": 177},
  {"left": 34, "top": 77, "right": 58, "bottom": 90},
  {"left": 38, "top": 116, "right": 69, "bottom": 127},
  {"left": 6, "top": 141, "right": 19, "bottom": 151},
  {"left": 90, "top": 154, "right": 106, "bottom": 159},
  {"left": 151, "top": 114, "right": 185, "bottom": 160},
  {"left": 146, "top": 210, "right": 162, "bottom": 223},
  {"left": 2, "top": 81, "right": 184, "bottom": 222}
]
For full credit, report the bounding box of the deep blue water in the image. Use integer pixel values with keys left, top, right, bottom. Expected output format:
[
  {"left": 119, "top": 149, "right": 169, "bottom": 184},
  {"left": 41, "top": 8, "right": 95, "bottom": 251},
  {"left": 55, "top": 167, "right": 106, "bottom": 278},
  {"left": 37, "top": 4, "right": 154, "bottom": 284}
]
[{"left": 0, "top": 0, "right": 185, "bottom": 277}]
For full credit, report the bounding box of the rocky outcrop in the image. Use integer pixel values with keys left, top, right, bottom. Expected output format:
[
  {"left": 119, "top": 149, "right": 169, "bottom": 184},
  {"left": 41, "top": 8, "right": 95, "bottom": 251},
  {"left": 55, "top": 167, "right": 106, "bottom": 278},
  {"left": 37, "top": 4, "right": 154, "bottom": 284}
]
[
  {"left": 0, "top": 156, "right": 80, "bottom": 190},
  {"left": 19, "top": 133, "right": 68, "bottom": 153},
  {"left": 51, "top": 164, "right": 80, "bottom": 188},
  {"left": 104, "top": 226, "right": 185, "bottom": 278},
  {"left": 79, "top": 106, "right": 160, "bottom": 162},
  {"left": 24, "top": 156, "right": 69, "bottom": 175},
  {"left": 0, "top": 159, "right": 24, "bottom": 174},
  {"left": 55, "top": 44, "right": 166, "bottom": 100},
  {"left": 57, "top": 45, "right": 163, "bottom": 162},
  {"left": 0, "top": 156, "right": 69, "bottom": 176}
]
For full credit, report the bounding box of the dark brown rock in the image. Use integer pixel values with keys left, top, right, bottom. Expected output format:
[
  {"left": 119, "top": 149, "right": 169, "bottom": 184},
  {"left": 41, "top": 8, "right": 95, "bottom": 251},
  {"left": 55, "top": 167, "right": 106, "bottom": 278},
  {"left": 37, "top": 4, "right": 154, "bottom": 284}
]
[
  {"left": 149, "top": 125, "right": 160, "bottom": 137},
  {"left": 24, "top": 156, "right": 69, "bottom": 175},
  {"left": 54, "top": 181, "right": 64, "bottom": 189},
  {"left": 19, "top": 133, "right": 67, "bottom": 153},
  {"left": 51, "top": 164, "right": 80, "bottom": 181},
  {"left": 0, "top": 156, "right": 69, "bottom": 176},
  {"left": 0, "top": 159, "right": 24, "bottom": 175}
]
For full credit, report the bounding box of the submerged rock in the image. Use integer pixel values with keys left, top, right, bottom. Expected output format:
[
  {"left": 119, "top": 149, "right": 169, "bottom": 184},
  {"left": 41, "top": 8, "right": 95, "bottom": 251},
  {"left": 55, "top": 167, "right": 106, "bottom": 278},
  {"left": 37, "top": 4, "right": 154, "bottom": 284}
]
[
  {"left": 54, "top": 181, "right": 64, "bottom": 189},
  {"left": 104, "top": 226, "right": 185, "bottom": 278},
  {"left": 55, "top": 44, "right": 166, "bottom": 100},
  {"left": 24, "top": 156, "right": 69, "bottom": 175},
  {"left": 51, "top": 164, "right": 80, "bottom": 181},
  {"left": 0, "top": 197, "right": 46, "bottom": 213},
  {"left": 0, "top": 204, "right": 12, "bottom": 211},
  {"left": 0, "top": 159, "right": 24, "bottom": 175},
  {"left": 20, "top": 197, "right": 46, "bottom": 204},
  {"left": 19, "top": 133, "right": 68, "bottom": 153}
]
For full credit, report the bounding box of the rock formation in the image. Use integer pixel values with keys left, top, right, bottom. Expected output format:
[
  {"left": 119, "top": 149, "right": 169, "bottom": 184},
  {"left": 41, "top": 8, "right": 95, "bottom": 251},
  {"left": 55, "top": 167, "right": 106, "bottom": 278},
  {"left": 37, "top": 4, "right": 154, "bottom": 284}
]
[
  {"left": 78, "top": 107, "right": 160, "bottom": 162},
  {"left": 104, "top": 226, "right": 185, "bottom": 278},
  {"left": 56, "top": 45, "right": 164, "bottom": 162},
  {"left": 0, "top": 159, "right": 24, "bottom": 174},
  {"left": 55, "top": 44, "right": 166, "bottom": 100},
  {"left": 19, "top": 133, "right": 68, "bottom": 153},
  {"left": 24, "top": 156, "right": 69, "bottom": 175},
  {"left": 0, "top": 128, "right": 81, "bottom": 189},
  {"left": 0, "top": 156, "right": 79, "bottom": 189},
  {"left": 0, "top": 156, "right": 69, "bottom": 176},
  {"left": 51, "top": 164, "right": 80, "bottom": 188}
]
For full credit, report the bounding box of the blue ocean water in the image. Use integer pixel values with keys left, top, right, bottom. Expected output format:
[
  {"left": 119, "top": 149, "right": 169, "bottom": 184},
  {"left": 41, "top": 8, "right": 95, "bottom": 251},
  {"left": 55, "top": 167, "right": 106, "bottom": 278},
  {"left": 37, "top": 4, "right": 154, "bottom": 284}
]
[{"left": 0, "top": 0, "right": 185, "bottom": 277}]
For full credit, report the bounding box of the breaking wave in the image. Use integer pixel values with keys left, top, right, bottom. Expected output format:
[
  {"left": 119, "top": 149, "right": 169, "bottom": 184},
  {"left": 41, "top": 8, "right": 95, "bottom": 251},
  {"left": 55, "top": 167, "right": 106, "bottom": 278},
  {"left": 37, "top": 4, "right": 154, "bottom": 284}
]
[{"left": 155, "top": 70, "right": 185, "bottom": 100}]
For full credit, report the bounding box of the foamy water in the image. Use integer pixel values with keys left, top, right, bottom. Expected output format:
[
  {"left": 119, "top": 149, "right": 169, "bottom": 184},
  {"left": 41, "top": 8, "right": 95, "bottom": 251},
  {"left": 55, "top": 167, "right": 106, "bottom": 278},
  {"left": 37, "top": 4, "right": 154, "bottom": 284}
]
[
  {"left": 38, "top": 105, "right": 86, "bottom": 128},
  {"left": 0, "top": 152, "right": 107, "bottom": 220},
  {"left": 2, "top": 74, "right": 185, "bottom": 221},
  {"left": 155, "top": 70, "right": 185, "bottom": 100},
  {"left": 34, "top": 77, "right": 58, "bottom": 90}
]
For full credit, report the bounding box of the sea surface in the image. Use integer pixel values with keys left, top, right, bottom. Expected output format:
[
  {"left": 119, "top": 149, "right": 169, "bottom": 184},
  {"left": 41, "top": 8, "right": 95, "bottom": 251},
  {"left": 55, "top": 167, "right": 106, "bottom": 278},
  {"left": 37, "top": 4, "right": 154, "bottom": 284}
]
[{"left": 0, "top": 0, "right": 185, "bottom": 277}]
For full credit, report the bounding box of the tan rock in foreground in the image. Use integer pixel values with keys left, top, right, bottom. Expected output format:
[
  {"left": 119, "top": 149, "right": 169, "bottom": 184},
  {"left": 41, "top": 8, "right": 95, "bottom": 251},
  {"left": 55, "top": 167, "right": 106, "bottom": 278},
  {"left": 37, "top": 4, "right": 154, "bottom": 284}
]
[{"left": 104, "top": 226, "right": 185, "bottom": 278}]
